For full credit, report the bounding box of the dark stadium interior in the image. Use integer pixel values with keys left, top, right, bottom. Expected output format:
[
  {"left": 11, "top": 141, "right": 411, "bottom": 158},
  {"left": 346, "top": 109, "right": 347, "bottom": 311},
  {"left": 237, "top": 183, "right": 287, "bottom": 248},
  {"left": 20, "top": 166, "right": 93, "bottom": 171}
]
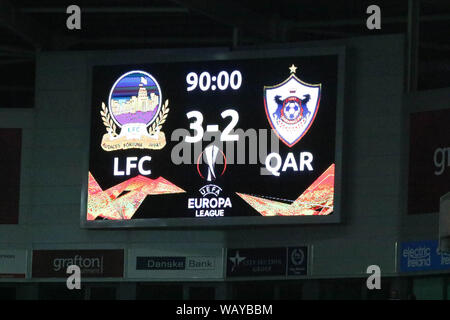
[{"left": 1, "top": 0, "right": 450, "bottom": 303}]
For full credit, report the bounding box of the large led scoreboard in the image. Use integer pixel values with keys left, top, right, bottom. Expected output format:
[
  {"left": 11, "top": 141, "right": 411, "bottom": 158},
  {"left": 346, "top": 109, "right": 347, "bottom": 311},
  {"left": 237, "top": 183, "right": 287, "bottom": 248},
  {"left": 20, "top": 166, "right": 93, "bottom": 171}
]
[{"left": 81, "top": 48, "right": 345, "bottom": 228}]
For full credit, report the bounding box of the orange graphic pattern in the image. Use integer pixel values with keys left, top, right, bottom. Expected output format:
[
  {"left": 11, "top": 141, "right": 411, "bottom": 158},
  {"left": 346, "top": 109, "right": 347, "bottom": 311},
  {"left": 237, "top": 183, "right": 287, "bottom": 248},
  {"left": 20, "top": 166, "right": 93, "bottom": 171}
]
[
  {"left": 87, "top": 173, "right": 185, "bottom": 220},
  {"left": 236, "top": 164, "right": 334, "bottom": 216}
]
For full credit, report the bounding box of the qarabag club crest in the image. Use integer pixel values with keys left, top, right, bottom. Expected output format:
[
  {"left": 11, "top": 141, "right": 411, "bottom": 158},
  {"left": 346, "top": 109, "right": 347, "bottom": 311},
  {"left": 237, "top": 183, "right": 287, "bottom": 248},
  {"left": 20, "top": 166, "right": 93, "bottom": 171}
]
[
  {"left": 264, "top": 65, "right": 321, "bottom": 147},
  {"left": 100, "top": 70, "right": 170, "bottom": 151}
]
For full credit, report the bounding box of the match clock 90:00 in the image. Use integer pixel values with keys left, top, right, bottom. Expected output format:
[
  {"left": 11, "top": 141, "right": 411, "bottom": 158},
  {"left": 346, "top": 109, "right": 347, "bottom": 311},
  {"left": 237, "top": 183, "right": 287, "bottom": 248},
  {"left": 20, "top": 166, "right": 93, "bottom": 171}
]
[{"left": 186, "top": 70, "right": 242, "bottom": 92}]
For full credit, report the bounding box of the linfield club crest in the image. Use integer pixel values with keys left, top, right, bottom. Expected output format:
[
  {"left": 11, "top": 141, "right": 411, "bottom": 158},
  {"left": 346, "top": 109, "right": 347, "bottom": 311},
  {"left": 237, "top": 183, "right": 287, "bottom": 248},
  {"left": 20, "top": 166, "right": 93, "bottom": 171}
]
[
  {"left": 100, "top": 70, "right": 170, "bottom": 151},
  {"left": 264, "top": 64, "right": 321, "bottom": 147}
]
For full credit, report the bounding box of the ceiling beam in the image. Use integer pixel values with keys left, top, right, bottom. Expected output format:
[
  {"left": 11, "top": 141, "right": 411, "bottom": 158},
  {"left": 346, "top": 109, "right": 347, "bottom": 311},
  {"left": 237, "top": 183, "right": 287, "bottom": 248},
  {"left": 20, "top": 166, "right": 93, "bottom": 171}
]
[
  {"left": 20, "top": 7, "right": 190, "bottom": 14},
  {"left": 0, "top": 58, "right": 33, "bottom": 65},
  {"left": 63, "top": 36, "right": 258, "bottom": 49},
  {"left": 290, "top": 14, "right": 450, "bottom": 29},
  {"left": 0, "top": 45, "right": 35, "bottom": 56},
  {"left": 0, "top": 85, "right": 33, "bottom": 91},
  {"left": 171, "top": 0, "right": 278, "bottom": 41}
]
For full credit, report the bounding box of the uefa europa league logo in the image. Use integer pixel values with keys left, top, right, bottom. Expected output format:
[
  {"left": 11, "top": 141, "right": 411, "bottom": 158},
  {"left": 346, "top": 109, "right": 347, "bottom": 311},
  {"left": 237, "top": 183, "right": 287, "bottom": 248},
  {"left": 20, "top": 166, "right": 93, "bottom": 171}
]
[{"left": 196, "top": 145, "right": 227, "bottom": 181}]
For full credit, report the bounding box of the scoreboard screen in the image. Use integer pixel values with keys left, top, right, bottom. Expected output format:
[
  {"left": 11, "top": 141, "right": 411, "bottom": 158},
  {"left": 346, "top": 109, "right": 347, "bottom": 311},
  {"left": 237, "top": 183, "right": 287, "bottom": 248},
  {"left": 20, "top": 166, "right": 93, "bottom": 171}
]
[{"left": 82, "top": 48, "right": 344, "bottom": 228}]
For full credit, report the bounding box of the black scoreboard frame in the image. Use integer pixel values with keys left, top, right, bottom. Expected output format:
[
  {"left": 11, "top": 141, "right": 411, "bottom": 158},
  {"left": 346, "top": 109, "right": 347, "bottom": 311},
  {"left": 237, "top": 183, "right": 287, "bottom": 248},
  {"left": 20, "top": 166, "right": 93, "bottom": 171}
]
[{"left": 80, "top": 45, "right": 345, "bottom": 229}]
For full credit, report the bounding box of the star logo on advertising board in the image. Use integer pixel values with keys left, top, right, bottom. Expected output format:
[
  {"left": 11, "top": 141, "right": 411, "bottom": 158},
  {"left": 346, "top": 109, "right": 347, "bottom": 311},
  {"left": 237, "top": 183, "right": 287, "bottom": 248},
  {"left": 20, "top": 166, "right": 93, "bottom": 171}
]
[{"left": 229, "top": 251, "right": 246, "bottom": 272}]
